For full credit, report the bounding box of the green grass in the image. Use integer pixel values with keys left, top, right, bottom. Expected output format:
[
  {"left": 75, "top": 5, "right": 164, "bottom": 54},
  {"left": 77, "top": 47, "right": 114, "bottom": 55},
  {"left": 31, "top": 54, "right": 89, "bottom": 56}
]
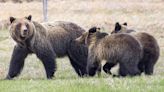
[
  {"left": 0, "top": 29, "right": 9, "bottom": 41},
  {"left": 0, "top": 77, "right": 164, "bottom": 92}
]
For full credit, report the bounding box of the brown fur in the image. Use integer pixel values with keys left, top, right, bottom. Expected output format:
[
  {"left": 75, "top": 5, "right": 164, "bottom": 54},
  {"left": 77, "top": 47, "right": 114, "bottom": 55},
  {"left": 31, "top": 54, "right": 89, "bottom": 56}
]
[
  {"left": 6, "top": 15, "right": 88, "bottom": 79},
  {"left": 111, "top": 22, "right": 160, "bottom": 75},
  {"left": 76, "top": 27, "right": 142, "bottom": 77}
]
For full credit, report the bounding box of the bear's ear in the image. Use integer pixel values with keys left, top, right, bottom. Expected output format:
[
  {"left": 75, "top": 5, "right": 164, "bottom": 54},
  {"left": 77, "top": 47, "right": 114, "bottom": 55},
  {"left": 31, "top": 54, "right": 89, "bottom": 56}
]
[
  {"left": 114, "top": 22, "right": 121, "bottom": 32},
  {"left": 10, "top": 17, "right": 16, "bottom": 24},
  {"left": 89, "top": 27, "right": 97, "bottom": 33},
  {"left": 25, "top": 15, "right": 32, "bottom": 21},
  {"left": 89, "top": 27, "right": 100, "bottom": 33},
  {"left": 123, "top": 22, "right": 127, "bottom": 26}
]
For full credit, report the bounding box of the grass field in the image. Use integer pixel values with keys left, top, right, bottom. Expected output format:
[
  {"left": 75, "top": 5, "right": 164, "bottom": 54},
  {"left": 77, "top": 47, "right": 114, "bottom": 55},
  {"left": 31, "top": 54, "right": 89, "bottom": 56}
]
[{"left": 0, "top": 0, "right": 164, "bottom": 92}]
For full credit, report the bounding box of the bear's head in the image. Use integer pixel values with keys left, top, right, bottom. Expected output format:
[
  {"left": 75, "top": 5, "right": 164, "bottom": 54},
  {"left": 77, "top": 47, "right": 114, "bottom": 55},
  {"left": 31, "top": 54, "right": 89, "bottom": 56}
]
[
  {"left": 111, "top": 22, "right": 135, "bottom": 34},
  {"left": 9, "top": 15, "right": 35, "bottom": 43},
  {"left": 75, "top": 27, "right": 106, "bottom": 46}
]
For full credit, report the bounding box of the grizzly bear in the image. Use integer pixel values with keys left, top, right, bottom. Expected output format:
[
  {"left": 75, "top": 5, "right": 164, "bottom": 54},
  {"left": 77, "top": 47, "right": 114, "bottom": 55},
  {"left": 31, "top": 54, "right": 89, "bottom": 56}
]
[
  {"left": 111, "top": 22, "right": 160, "bottom": 75},
  {"left": 6, "top": 15, "right": 88, "bottom": 79},
  {"left": 76, "top": 27, "right": 142, "bottom": 77},
  {"left": 75, "top": 28, "right": 113, "bottom": 75}
]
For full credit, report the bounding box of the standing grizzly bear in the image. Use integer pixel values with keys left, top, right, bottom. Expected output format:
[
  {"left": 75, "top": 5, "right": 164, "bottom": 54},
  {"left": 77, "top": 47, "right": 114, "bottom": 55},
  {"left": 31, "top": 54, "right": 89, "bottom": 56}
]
[
  {"left": 111, "top": 22, "right": 160, "bottom": 75},
  {"left": 6, "top": 15, "right": 88, "bottom": 79},
  {"left": 76, "top": 27, "right": 142, "bottom": 77}
]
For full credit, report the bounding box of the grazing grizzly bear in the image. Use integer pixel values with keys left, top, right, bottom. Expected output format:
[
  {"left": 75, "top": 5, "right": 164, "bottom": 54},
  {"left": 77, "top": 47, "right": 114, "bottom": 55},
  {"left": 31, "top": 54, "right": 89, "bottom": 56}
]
[
  {"left": 76, "top": 27, "right": 142, "bottom": 77},
  {"left": 75, "top": 28, "right": 113, "bottom": 75},
  {"left": 6, "top": 15, "right": 88, "bottom": 79},
  {"left": 111, "top": 22, "right": 160, "bottom": 75}
]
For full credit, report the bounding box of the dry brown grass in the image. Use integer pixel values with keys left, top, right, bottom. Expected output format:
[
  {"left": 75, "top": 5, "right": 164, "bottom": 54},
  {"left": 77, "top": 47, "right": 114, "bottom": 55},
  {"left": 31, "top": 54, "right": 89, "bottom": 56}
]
[
  {"left": 0, "top": 0, "right": 41, "bottom": 3},
  {"left": 0, "top": 0, "right": 163, "bottom": 45}
]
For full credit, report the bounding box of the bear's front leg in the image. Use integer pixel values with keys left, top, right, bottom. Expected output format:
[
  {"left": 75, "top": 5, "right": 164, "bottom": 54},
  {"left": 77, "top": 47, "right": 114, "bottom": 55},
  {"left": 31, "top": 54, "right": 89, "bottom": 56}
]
[
  {"left": 35, "top": 47, "right": 56, "bottom": 79},
  {"left": 103, "top": 62, "right": 117, "bottom": 75},
  {"left": 6, "top": 45, "right": 29, "bottom": 80}
]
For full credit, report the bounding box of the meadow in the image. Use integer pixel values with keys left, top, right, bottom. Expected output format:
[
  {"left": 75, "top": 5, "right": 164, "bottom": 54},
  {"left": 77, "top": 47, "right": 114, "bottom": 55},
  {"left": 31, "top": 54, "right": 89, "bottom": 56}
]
[{"left": 0, "top": 0, "right": 164, "bottom": 92}]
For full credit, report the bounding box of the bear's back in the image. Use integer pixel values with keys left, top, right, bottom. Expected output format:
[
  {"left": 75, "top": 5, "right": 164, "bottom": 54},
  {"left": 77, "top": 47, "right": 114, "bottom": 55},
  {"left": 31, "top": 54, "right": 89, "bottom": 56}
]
[
  {"left": 41, "top": 21, "right": 86, "bottom": 57},
  {"left": 132, "top": 32, "right": 159, "bottom": 58},
  {"left": 95, "top": 33, "right": 142, "bottom": 60},
  {"left": 42, "top": 21, "right": 85, "bottom": 38},
  {"left": 102, "top": 33, "right": 140, "bottom": 48}
]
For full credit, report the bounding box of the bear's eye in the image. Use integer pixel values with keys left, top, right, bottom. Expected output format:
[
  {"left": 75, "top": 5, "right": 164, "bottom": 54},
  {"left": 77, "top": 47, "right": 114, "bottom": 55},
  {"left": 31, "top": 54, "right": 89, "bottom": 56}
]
[
  {"left": 25, "top": 23, "right": 30, "bottom": 29},
  {"left": 16, "top": 23, "right": 22, "bottom": 30}
]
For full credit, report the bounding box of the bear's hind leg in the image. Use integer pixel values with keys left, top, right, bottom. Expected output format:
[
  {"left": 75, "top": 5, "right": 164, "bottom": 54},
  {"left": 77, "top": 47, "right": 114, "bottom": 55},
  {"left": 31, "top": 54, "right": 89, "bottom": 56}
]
[
  {"left": 6, "top": 45, "right": 29, "bottom": 80},
  {"left": 138, "top": 61, "right": 145, "bottom": 73},
  {"left": 36, "top": 49, "right": 56, "bottom": 79},
  {"left": 119, "top": 61, "right": 141, "bottom": 77},
  {"left": 67, "top": 41, "right": 88, "bottom": 77},
  {"left": 67, "top": 54, "right": 87, "bottom": 77}
]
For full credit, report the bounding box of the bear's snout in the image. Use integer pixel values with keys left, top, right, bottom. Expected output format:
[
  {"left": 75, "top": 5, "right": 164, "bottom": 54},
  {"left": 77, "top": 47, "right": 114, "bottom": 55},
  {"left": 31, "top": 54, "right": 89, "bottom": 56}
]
[
  {"left": 21, "top": 29, "right": 28, "bottom": 36},
  {"left": 23, "top": 29, "right": 28, "bottom": 35},
  {"left": 24, "top": 29, "right": 28, "bottom": 32}
]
